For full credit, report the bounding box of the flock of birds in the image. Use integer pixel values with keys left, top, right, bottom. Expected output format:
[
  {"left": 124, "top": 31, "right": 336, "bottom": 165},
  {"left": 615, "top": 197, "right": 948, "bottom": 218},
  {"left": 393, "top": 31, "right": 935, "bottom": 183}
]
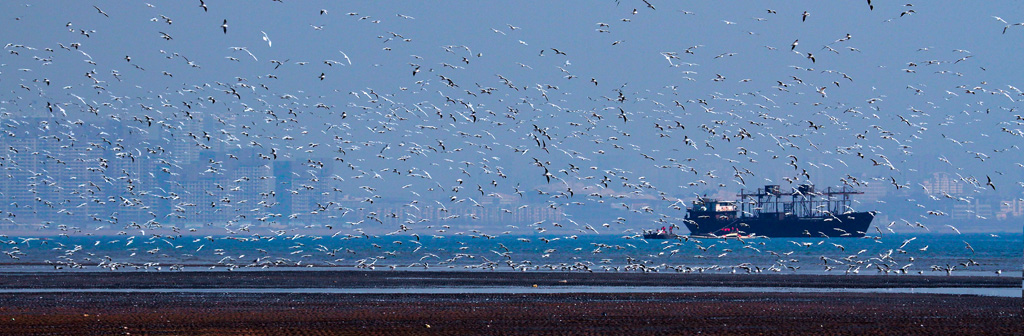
[{"left": 0, "top": 1, "right": 1020, "bottom": 276}]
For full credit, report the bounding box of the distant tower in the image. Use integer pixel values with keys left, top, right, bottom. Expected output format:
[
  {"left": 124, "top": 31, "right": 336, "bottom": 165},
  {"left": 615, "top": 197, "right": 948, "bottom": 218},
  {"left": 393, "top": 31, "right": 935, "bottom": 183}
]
[
  {"left": 172, "top": 118, "right": 202, "bottom": 164},
  {"left": 273, "top": 161, "right": 293, "bottom": 224}
]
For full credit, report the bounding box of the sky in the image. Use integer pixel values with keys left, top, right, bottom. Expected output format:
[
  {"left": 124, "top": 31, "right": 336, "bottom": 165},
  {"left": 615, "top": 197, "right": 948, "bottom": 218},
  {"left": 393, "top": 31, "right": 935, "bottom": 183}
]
[{"left": 1, "top": 1, "right": 1023, "bottom": 234}]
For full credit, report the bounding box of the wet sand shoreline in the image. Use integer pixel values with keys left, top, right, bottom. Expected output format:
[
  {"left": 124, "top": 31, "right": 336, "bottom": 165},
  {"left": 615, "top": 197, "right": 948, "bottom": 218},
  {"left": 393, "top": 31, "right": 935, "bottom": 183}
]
[
  {"left": 1, "top": 292, "right": 1020, "bottom": 335},
  {"left": 0, "top": 271, "right": 1019, "bottom": 335}
]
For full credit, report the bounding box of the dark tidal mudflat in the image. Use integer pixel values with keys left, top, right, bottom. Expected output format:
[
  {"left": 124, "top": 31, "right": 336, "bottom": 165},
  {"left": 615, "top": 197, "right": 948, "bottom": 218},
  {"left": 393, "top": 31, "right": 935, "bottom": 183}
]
[{"left": 0, "top": 271, "right": 1019, "bottom": 335}]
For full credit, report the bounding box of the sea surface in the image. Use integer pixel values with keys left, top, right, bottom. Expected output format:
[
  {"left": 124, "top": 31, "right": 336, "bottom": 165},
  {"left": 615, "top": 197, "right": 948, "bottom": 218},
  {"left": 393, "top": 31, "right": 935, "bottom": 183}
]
[{"left": 1, "top": 232, "right": 1019, "bottom": 277}]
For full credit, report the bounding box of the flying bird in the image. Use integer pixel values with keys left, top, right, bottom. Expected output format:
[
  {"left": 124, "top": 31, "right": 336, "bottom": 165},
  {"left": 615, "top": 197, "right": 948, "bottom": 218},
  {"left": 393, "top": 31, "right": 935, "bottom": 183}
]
[
  {"left": 93, "top": 5, "right": 109, "bottom": 17},
  {"left": 262, "top": 31, "right": 272, "bottom": 47},
  {"left": 221, "top": 19, "right": 228, "bottom": 34}
]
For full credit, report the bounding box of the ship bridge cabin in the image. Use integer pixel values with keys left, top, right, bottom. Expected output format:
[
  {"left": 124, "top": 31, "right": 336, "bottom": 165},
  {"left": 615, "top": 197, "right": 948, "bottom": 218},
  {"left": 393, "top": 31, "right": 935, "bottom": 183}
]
[{"left": 687, "top": 197, "right": 738, "bottom": 221}]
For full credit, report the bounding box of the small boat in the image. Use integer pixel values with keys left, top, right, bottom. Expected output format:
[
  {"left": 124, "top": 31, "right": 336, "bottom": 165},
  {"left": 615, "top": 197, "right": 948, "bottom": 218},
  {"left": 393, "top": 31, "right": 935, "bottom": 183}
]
[{"left": 642, "top": 226, "right": 679, "bottom": 239}]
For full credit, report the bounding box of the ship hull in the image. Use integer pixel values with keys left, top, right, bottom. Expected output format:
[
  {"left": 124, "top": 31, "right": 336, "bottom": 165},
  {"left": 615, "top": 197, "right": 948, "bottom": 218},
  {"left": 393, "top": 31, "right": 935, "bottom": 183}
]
[{"left": 684, "top": 212, "right": 874, "bottom": 238}]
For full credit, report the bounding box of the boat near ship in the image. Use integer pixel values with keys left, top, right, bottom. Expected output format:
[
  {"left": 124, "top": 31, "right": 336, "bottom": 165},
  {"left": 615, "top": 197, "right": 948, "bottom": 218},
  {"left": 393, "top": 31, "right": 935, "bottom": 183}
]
[
  {"left": 642, "top": 226, "right": 679, "bottom": 239},
  {"left": 681, "top": 184, "right": 874, "bottom": 238}
]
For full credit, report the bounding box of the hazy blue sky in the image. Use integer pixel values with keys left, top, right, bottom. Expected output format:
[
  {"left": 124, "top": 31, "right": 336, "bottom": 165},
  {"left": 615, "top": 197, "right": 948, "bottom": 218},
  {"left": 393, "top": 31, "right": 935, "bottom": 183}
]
[{"left": 2, "top": 1, "right": 1023, "bottom": 233}]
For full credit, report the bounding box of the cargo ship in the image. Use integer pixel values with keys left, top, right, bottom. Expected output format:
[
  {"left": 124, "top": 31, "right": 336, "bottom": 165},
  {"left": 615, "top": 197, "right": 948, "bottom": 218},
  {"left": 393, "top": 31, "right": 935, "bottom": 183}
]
[{"left": 681, "top": 185, "right": 874, "bottom": 238}]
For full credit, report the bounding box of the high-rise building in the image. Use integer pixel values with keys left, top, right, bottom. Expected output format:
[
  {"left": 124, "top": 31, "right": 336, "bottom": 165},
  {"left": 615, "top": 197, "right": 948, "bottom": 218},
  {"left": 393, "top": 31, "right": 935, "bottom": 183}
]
[{"left": 272, "top": 161, "right": 293, "bottom": 224}]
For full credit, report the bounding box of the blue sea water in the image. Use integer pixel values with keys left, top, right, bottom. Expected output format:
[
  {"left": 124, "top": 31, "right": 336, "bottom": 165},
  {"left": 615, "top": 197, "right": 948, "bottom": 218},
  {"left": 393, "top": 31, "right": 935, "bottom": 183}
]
[{"left": 0, "top": 232, "right": 1019, "bottom": 277}]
